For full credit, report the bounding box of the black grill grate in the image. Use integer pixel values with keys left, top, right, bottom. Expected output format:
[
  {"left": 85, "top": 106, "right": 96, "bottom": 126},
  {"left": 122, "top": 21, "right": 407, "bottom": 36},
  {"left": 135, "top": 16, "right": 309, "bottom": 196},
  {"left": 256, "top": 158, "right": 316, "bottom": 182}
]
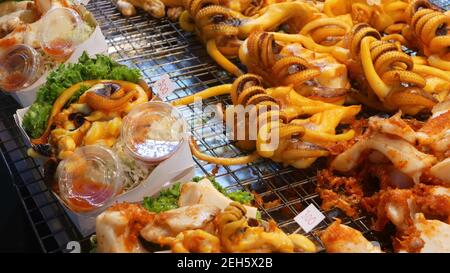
[{"left": 0, "top": 0, "right": 448, "bottom": 253}]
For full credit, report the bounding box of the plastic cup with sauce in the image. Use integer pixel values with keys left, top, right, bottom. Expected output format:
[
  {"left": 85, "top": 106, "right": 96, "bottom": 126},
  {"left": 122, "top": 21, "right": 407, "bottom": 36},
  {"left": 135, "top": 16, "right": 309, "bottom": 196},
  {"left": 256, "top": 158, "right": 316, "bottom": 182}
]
[
  {"left": 0, "top": 44, "right": 42, "bottom": 92},
  {"left": 57, "top": 145, "right": 124, "bottom": 213},
  {"left": 121, "top": 101, "right": 187, "bottom": 165},
  {"left": 40, "top": 7, "right": 83, "bottom": 59}
]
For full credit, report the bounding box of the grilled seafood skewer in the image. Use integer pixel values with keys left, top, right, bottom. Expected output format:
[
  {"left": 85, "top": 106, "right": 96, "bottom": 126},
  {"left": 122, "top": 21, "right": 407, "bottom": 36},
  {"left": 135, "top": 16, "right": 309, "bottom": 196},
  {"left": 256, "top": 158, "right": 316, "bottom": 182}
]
[
  {"left": 239, "top": 31, "right": 350, "bottom": 103},
  {"left": 32, "top": 80, "right": 148, "bottom": 159},
  {"left": 173, "top": 74, "right": 360, "bottom": 169},
  {"left": 404, "top": 0, "right": 450, "bottom": 71},
  {"left": 96, "top": 202, "right": 317, "bottom": 253}
]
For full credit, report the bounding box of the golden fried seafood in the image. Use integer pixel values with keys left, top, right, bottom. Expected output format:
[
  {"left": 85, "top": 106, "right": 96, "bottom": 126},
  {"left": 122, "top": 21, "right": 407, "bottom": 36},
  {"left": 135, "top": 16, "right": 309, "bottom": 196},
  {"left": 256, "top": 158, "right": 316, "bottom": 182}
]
[
  {"left": 100, "top": 0, "right": 450, "bottom": 253},
  {"left": 79, "top": 81, "right": 148, "bottom": 113},
  {"left": 323, "top": 203, "right": 450, "bottom": 253},
  {"left": 178, "top": 178, "right": 258, "bottom": 218},
  {"left": 416, "top": 99, "right": 450, "bottom": 159},
  {"left": 331, "top": 95, "right": 450, "bottom": 183},
  {"left": 96, "top": 203, "right": 219, "bottom": 253},
  {"left": 215, "top": 202, "right": 316, "bottom": 253},
  {"left": 323, "top": 0, "right": 409, "bottom": 33},
  {"left": 176, "top": 0, "right": 316, "bottom": 75},
  {"left": 96, "top": 202, "right": 317, "bottom": 253},
  {"left": 320, "top": 220, "right": 383, "bottom": 253},
  {"left": 397, "top": 213, "right": 450, "bottom": 253},
  {"left": 140, "top": 204, "right": 220, "bottom": 242},
  {"left": 216, "top": 0, "right": 273, "bottom": 16},
  {"left": 347, "top": 23, "right": 443, "bottom": 114},
  {"left": 411, "top": 58, "right": 450, "bottom": 101},
  {"left": 240, "top": 31, "right": 350, "bottom": 103},
  {"left": 299, "top": 14, "right": 353, "bottom": 47},
  {"left": 174, "top": 74, "right": 360, "bottom": 169},
  {"left": 161, "top": 229, "right": 222, "bottom": 253},
  {"left": 112, "top": 0, "right": 165, "bottom": 18},
  {"left": 331, "top": 133, "right": 437, "bottom": 183},
  {"left": 405, "top": 0, "right": 450, "bottom": 71},
  {"left": 330, "top": 112, "right": 447, "bottom": 183},
  {"left": 96, "top": 203, "right": 154, "bottom": 253},
  {"left": 160, "top": 202, "right": 317, "bottom": 253},
  {"left": 34, "top": 80, "right": 148, "bottom": 159},
  {"left": 183, "top": 0, "right": 315, "bottom": 38},
  {"left": 361, "top": 184, "right": 450, "bottom": 231},
  {"left": 138, "top": 0, "right": 450, "bottom": 117},
  {"left": 0, "top": 1, "right": 38, "bottom": 39},
  {"left": 360, "top": 184, "right": 450, "bottom": 253},
  {"left": 316, "top": 169, "right": 363, "bottom": 218}
]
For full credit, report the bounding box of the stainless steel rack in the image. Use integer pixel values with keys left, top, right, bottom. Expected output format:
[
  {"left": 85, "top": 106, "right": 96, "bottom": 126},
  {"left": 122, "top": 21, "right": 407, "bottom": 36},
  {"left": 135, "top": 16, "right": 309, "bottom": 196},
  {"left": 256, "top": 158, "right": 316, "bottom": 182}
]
[{"left": 0, "top": 0, "right": 448, "bottom": 253}]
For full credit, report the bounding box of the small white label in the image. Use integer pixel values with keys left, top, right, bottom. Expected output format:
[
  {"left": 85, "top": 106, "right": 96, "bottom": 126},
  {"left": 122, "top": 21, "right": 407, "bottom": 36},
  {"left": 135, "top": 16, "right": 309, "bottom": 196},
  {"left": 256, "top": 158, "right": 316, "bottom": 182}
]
[
  {"left": 155, "top": 74, "right": 175, "bottom": 100},
  {"left": 294, "top": 204, "right": 325, "bottom": 233}
]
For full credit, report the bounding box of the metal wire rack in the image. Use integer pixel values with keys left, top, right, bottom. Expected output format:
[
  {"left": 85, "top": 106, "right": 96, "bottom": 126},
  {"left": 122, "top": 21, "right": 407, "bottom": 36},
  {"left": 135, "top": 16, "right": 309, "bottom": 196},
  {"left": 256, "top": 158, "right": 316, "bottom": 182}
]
[{"left": 0, "top": 0, "right": 448, "bottom": 253}]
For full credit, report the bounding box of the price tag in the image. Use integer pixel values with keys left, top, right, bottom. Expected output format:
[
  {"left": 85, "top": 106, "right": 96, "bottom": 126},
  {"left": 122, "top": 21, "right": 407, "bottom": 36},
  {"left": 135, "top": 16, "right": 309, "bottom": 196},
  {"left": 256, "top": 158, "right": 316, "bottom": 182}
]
[
  {"left": 294, "top": 204, "right": 325, "bottom": 233},
  {"left": 154, "top": 74, "right": 175, "bottom": 100}
]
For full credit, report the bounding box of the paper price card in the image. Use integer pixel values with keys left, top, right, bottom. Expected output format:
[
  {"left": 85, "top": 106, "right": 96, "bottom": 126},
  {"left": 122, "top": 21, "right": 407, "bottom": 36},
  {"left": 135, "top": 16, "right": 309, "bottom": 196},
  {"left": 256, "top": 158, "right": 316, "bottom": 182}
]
[
  {"left": 294, "top": 204, "right": 325, "bottom": 233},
  {"left": 155, "top": 74, "right": 175, "bottom": 100}
]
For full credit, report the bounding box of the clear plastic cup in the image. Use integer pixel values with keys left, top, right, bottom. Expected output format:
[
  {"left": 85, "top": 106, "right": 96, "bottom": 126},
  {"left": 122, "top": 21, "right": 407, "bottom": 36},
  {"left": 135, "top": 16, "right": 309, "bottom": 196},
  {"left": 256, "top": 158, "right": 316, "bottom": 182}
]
[
  {"left": 40, "top": 7, "right": 83, "bottom": 58},
  {"left": 121, "top": 101, "right": 187, "bottom": 164},
  {"left": 0, "top": 44, "right": 42, "bottom": 92},
  {"left": 56, "top": 145, "right": 123, "bottom": 213}
]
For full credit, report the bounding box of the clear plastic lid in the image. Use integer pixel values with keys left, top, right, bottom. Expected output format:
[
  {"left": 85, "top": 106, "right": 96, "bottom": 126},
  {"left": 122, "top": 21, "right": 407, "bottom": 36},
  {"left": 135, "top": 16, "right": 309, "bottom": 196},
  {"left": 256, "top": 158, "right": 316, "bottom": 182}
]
[
  {"left": 57, "top": 145, "right": 123, "bottom": 213},
  {"left": 0, "top": 44, "right": 42, "bottom": 92},
  {"left": 40, "top": 7, "right": 83, "bottom": 58},
  {"left": 121, "top": 101, "right": 187, "bottom": 164}
]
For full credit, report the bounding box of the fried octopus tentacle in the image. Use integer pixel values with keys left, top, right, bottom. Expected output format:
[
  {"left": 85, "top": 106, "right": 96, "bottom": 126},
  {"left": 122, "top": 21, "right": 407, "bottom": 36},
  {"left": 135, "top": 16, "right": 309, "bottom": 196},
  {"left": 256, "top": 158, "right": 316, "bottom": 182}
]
[
  {"left": 243, "top": 31, "right": 348, "bottom": 102},
  {"left": 81, "top": 81, "right": 148, "bottom": 113},
  {"left": 189, "top": 137, "right": 261, "bottom": 165},
  {"left": 406, "top": 0, "right": 450, "bottom": 71},
  {"left": 350, "top": 23, "right": 435, "bottom": 114},
  {"left": 206, "top": 39, "right": 243, "bottom": 76},
  {"left": 300, "top": 15, "right": 352, "bottom": 47},
  {"left": 175, "top": 74, "right": 359, "bottom": 169},
  {"left": 216, "top": 202, "right": 316, "bottom": 253},
  {"left": 179, "top": 1, "right": 316, "bottom": 76}
]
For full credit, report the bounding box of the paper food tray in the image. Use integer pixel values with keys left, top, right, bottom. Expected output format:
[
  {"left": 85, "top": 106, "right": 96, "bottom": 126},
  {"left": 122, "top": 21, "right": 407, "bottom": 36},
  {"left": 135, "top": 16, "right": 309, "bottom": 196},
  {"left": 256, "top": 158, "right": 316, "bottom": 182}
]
[
  {"left": 10, "top": 25, "right": 108, "bottom": 108},
  {"left": 15, "top": 107, "right": 196, "bottom": 236}
]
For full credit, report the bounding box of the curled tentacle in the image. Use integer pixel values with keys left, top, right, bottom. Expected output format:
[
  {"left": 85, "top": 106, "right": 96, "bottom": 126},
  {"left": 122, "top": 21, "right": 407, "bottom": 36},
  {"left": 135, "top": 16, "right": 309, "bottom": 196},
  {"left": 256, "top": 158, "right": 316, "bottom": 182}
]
[
  {"left": 183, "top": 0, "right": 219, "bottom": 16},
  {"left": 244, "top": 31, "right": 346, "bottom": 101},
  {"left": 349, "top": 23, "right": 434, "bottom": 114},
  {"left": 230, "top": 73, "right": 263, "bottom": 104},
  {"left": 177, "top": 74, "right": 360, "bottom": 169},
  {"left": 246, "top": 31, "right": 279, "bottom": 69},
  {"left": 300, "top": 16, "right": 352, "bottom": 47},
  {"left": 323, "top": 0, "right": 408, "bottom": 32},
  {"left": 406, "top": 0, "right": 450, "bottom": 71},
  {"left": 349, "top": 23, "right": 381, "bottom": 59},
  {"left": 216, "top": 202, "right": 317, "bottom": 253}
]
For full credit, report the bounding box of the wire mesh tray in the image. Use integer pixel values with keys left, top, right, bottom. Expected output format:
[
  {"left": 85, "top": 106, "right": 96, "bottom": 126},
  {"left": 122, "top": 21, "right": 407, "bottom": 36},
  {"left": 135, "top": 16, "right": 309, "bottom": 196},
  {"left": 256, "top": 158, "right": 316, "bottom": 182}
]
[{"left": 0, "top": 0, "right": 449, "bottom": 253}]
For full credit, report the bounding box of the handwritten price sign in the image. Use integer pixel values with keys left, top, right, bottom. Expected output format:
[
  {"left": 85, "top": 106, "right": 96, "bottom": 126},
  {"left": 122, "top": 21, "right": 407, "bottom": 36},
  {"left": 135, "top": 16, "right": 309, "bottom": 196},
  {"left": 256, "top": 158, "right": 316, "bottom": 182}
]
[
  {"left": 155, "top": 74, "right": 175, "bottom": 100},
  {"left": 294, "top": 204, "right": 325, "bottom": 233}
]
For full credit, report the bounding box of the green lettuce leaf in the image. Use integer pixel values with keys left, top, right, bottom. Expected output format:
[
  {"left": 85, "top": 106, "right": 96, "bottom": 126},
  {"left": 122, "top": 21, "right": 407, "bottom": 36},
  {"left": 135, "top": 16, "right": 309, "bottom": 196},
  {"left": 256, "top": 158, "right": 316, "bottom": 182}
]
[
  {"left": 143, "top": 177, "right": 254, "bottom": 213},
  {"left": 22, "top": 52, "right": 141, "bottom": 138}
]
